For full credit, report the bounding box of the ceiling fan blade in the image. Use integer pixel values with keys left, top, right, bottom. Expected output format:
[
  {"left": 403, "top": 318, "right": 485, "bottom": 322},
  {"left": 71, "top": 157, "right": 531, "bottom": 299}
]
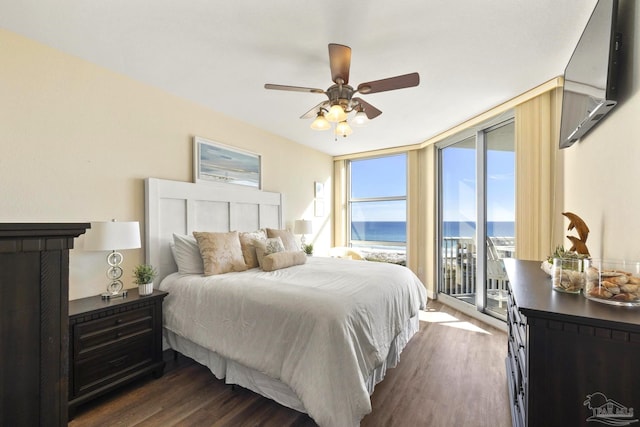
[
  {"left": 329, "top": 43, "right": 351, "bottom": 85},
  {"left": 352, "top": 97, "right": 382, "bottom": 119},
  {"left": 265, "top": 84, "right": 325, "bottom": 94},
  {"left": 300, "top": 101, "right": 330, "bottom": 119},
  {"left": 357, "top": 72, "right": 420, "bottom": 94}
]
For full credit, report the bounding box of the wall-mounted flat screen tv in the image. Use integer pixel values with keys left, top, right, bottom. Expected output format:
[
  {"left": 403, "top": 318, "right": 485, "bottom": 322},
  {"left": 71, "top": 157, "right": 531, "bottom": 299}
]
[{"left": 559, "top": 0, "right": 621, "bottom": 149}]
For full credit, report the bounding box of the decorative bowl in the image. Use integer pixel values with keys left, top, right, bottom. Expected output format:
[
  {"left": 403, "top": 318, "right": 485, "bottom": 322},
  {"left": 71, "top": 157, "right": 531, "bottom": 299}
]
[{"left": 584, "top": 259, "right": 640, "bottom": 306}]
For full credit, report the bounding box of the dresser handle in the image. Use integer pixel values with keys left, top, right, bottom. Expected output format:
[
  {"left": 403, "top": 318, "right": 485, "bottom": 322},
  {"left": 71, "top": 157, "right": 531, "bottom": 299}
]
[
  {"left": 115, "top": 319, "right": 123, "bottom": 325},
  {"left": 108, "top": 355, "right": 128, "bottom": 368},
  {"left": 116, "top": 332, "right": 123, "bottom": 338}
]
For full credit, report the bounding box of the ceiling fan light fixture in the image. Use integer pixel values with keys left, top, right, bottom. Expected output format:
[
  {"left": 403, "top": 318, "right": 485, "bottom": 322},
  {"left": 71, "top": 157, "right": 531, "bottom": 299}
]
[
  {"left": 326, "top": 104, "right": 347, "bottom": 123},
  {"left": 310, "top": 111, "right": 331, "bottom": 131},
  {"left": 335, "top": 121, "right": 352, "bottom": 137},
  {"left": 351, "top": 110, "right": 369, "bottom": 127}
]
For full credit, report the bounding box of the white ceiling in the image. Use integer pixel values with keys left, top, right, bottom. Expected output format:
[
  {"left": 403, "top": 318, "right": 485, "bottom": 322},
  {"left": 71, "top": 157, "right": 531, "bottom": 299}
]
[{"left": 0, "top": 0, "right": 597, "bottom": 156}]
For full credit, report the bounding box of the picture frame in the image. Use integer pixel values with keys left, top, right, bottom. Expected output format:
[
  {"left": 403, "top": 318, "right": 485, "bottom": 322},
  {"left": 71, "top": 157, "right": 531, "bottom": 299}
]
[
  {"left": 193, "top": 136, "right": 261, "bottom": 189},
  {"left": 314, "top": 181, "right": 324, "bottom": 199},
  {"left": 314, "top": 199, "right": 324, "bottom": 217}
]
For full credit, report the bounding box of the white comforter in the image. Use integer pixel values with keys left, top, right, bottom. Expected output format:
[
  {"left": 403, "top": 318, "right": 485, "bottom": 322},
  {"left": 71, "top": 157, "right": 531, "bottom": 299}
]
[{"left": 160, "top": 256, "right": 427, "bottom": 427}]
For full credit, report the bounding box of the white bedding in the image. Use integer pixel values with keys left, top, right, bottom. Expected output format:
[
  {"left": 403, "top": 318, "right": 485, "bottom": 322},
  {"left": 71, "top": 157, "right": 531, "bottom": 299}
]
[{"left": 160, "top": 256, "right": 427, "bottom": 427}]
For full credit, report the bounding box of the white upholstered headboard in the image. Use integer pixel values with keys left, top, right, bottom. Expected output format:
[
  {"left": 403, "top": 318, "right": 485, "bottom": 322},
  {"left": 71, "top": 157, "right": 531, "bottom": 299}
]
[{"left": 145, "top": 177, "right": 283, "bottom": 285}]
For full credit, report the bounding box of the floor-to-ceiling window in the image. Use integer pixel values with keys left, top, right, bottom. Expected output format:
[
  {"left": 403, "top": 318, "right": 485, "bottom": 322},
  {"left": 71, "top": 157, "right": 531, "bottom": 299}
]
[
  {"left": 437, "top": 118, "right": 515, "bottom": 320},
  {"left": 347, "top": 154, "right": 407, "bottom": 259}
]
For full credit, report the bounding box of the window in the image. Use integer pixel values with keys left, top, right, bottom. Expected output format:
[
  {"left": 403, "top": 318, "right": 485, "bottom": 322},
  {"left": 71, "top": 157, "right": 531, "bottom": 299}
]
[{"left": 347, "top": 154, "right": 407, "bottom": 251}]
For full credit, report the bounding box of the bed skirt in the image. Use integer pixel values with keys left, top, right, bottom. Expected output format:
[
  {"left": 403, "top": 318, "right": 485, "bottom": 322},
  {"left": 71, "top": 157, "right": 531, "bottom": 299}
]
[{"left": 163, "top": 313, "right": 420, "bottom": 418}]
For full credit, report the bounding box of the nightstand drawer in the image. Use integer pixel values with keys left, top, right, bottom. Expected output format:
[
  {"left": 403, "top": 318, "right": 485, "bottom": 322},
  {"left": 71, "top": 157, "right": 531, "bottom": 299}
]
[
  {"left": 73, "top": 336, "right": 153, "bottom": 396},
  {"left": 74, "top": 307, "right": 153, "bottom": 357}
]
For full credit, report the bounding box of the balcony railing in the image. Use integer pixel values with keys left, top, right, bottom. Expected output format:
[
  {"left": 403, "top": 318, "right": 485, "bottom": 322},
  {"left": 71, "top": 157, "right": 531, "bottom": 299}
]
[{"left": 440, "top": 237, "right": 514, "bottom": 307}]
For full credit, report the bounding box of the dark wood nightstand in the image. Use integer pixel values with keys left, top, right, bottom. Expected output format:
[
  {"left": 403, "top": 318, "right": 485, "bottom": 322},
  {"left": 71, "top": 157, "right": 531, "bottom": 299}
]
[{"left": 68, "top": 288, "right": 168, "bottom": 418}]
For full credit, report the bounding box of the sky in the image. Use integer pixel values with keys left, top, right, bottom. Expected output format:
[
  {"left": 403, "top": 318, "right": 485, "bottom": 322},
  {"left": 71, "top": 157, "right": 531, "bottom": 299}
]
[
  {"left": 442, "top": 143, "right": 515, "bottom": 222},
  {"left": 350, "top": 154, "right": 406, "bottom": 222},
  {"left": 350, "top": 143, "right": 515, "bottom": 224}
]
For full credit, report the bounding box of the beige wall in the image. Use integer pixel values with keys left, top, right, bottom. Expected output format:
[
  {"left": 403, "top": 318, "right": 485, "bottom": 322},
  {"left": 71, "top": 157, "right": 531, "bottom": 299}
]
[
  {"left": 560, "top": 0, "right": 639, "bottom": 261},
  {"left": 0, "top": 29, "right": 333, "bottom": 299}
]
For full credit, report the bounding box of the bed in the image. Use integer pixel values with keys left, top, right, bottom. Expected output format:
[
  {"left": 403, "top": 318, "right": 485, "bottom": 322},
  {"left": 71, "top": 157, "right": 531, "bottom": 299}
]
[{"left": 145, "top": 178, "right": 427, "bottom": 427}]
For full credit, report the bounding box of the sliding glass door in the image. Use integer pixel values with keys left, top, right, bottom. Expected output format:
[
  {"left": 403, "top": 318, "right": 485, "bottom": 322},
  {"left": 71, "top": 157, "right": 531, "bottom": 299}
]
[
  {"left": 440, "top": 136, "right": 477, "bottom": 306},
  {"left": 437, "top": 119, "right": 515, "bottom": 320},
  {"left": 484, "top": 122, "right": 515, "bottom": 318}
]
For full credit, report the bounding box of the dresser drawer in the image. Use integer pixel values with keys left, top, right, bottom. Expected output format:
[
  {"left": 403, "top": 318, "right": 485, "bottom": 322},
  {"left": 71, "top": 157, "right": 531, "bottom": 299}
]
[
  {"left": 74, "top": 306, "right": 153, "bottom": 357},
  {"left": 507, "top": 339, "right": 522, "bottom": 391},
  {"left": 73, "top": 335, "right": 153, "bottom": 396}
]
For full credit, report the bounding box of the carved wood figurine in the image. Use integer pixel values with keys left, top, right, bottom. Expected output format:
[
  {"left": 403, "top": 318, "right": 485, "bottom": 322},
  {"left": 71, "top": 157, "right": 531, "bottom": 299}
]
[{"left": 562, "top": 212, "right": 590, "bottom": 255}]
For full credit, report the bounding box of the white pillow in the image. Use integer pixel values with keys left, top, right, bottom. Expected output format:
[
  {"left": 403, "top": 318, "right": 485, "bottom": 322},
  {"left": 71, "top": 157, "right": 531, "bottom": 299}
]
[{"left": 172, "top": 233, "right": 204, "bottom": 275}]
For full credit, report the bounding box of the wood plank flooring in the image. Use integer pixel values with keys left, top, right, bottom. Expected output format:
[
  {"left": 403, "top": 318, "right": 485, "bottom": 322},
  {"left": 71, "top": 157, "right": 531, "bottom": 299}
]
[{"left": 69, "top": 300, "right": 511, "bottom": 427}]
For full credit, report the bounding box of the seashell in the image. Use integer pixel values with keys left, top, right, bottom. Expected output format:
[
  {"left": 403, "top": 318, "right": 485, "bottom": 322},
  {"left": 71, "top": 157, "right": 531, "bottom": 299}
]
[
  {"left": 600, "top": 281, "right": 620, "bottom": 294},
  {"left": 589, "top": 287, "right": 613, "bottom": 299},
  {"left": 569, "top": 270, "right": 585, "bottom": 285},
  {"left": 586, "top": 267, "right": 599, "bottom": 281},
  {"left": 627, "top": 276, "right": 640, "bottom": 285},
  {"left": 603, "top": 274, "right": 629, "bottom": 285},
  {"left": 611, "top": 292, "right": 638, "bottom": 302},
  {"left": 541, "top": 261, "right": 553, "bottom": 276},
  {"left": 620, "top": 284, "right": 639, "bottom": 293}
]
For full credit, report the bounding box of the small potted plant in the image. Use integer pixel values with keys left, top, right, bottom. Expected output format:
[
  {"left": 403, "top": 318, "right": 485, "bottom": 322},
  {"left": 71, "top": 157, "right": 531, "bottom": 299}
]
[
  {"left": 133, "top": 264, "right": 157, "bottom": 296},
  {"left": 302, "top": 243, "right": 314, "bottom": 256}
]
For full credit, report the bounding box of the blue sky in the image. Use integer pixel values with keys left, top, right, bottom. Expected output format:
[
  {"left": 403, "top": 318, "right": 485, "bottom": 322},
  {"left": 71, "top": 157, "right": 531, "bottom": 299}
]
[
  {"left": 350, "top": 146, "right": 515, "bottom": 224},
  {"left": 442, "top": 146, "right": 515, "bottom": 222},
  {"left": 351, "top": 154, "right": 406, "bottom": 222}
]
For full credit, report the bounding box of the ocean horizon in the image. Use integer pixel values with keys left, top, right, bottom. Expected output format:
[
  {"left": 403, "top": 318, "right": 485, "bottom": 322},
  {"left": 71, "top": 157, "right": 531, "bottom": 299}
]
[{"left": 351, "top": 220, "right": 515, "bottom": 243}]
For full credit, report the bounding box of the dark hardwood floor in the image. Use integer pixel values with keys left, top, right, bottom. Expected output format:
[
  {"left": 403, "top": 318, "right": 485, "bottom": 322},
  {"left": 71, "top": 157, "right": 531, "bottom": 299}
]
[{"left": 69, "top": 300, "right": 510, "bottom": 427}]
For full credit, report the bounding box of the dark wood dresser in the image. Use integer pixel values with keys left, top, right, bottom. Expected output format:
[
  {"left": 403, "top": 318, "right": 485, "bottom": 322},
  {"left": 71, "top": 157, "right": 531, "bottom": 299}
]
[
  {"left": 505, "top": 259, "right": 640, "bottom": 427},
  {"left": 0, "top": 223, "right": 89, "bottom": 427},
  {"left": 68, "top": 288, "right": 167, "bottom": 417}
]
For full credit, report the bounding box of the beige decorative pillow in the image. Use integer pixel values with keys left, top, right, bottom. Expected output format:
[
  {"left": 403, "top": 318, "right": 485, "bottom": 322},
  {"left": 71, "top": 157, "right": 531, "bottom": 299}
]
[
  {"left": 262, "top": 251, "right": 308, "bottom": 272},
  {"left": 266, "top": 228, "right": 299, "bottom": 252},
  {"left": 239, "top": 229, "right": 267, "bottom": 269},
  {"left": 193, "top": 231, "right": 248, "bottom": 276},
  {"left": 254, "top": 237, "right": 285, "bottom": 268}
]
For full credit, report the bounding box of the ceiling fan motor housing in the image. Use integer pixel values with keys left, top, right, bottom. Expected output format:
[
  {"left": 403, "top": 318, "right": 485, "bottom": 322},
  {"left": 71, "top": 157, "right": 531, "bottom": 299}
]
[{"left": 327, "top": 84, "right": 354, "bottom": 110}]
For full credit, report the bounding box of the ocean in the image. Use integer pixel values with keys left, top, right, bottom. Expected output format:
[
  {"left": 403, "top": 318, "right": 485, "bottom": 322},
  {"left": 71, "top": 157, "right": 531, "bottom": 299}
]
[{"left": 351, "top": 221, "right": 515, "bottom": 243}]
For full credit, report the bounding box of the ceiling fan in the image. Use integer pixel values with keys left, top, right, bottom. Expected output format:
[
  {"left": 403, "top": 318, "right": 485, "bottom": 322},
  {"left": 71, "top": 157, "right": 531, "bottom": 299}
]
[{"left": 265, "top": 43, "right": 420, "bottom": 138}]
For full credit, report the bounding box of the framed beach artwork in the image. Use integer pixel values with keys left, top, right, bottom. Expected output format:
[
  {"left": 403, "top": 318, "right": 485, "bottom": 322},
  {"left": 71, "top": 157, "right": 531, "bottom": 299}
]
[{"left": 193, "top": 136, "right": 261, "bottom": 189}]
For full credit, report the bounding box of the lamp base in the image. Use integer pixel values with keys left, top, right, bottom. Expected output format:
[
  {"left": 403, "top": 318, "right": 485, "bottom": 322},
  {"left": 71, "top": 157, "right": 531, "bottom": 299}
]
[{"left": 101, "top": 289, "right": 128, "bottom": 300}]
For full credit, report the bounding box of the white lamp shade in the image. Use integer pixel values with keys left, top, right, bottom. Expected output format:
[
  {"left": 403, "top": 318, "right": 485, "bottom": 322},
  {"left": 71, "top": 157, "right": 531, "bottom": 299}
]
[
  {"left": 335, "top": 121, "right": 353, "bottom": 137},
  {"left": 84, "top": 220, "right": 141, "bottom": 251},
  {"left": 352, "top": 110, "right": 369, "bottom": 127},
  {"left": 325, "top": 104, "right": 347, "bottom": 123},
  {"left": 294, "top": 219, "right": 313, "bottom": 235},
  {"left": 310, "top": 113, "right": 331, "bottom": 131}
]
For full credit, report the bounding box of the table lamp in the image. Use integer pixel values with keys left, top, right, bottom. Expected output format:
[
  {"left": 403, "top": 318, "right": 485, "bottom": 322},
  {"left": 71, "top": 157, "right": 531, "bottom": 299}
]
[
  {"left": 83, "top": 219, "right": 141, "bottom": 299},
  {"left": 294, "top": 219, "right": 313, "bottom": 249}
]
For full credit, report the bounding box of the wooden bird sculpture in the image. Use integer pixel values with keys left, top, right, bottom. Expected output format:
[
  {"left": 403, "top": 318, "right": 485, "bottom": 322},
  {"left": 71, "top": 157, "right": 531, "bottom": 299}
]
[{"left": 562, "top": 212, "right": 590, "bottom": 255}]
